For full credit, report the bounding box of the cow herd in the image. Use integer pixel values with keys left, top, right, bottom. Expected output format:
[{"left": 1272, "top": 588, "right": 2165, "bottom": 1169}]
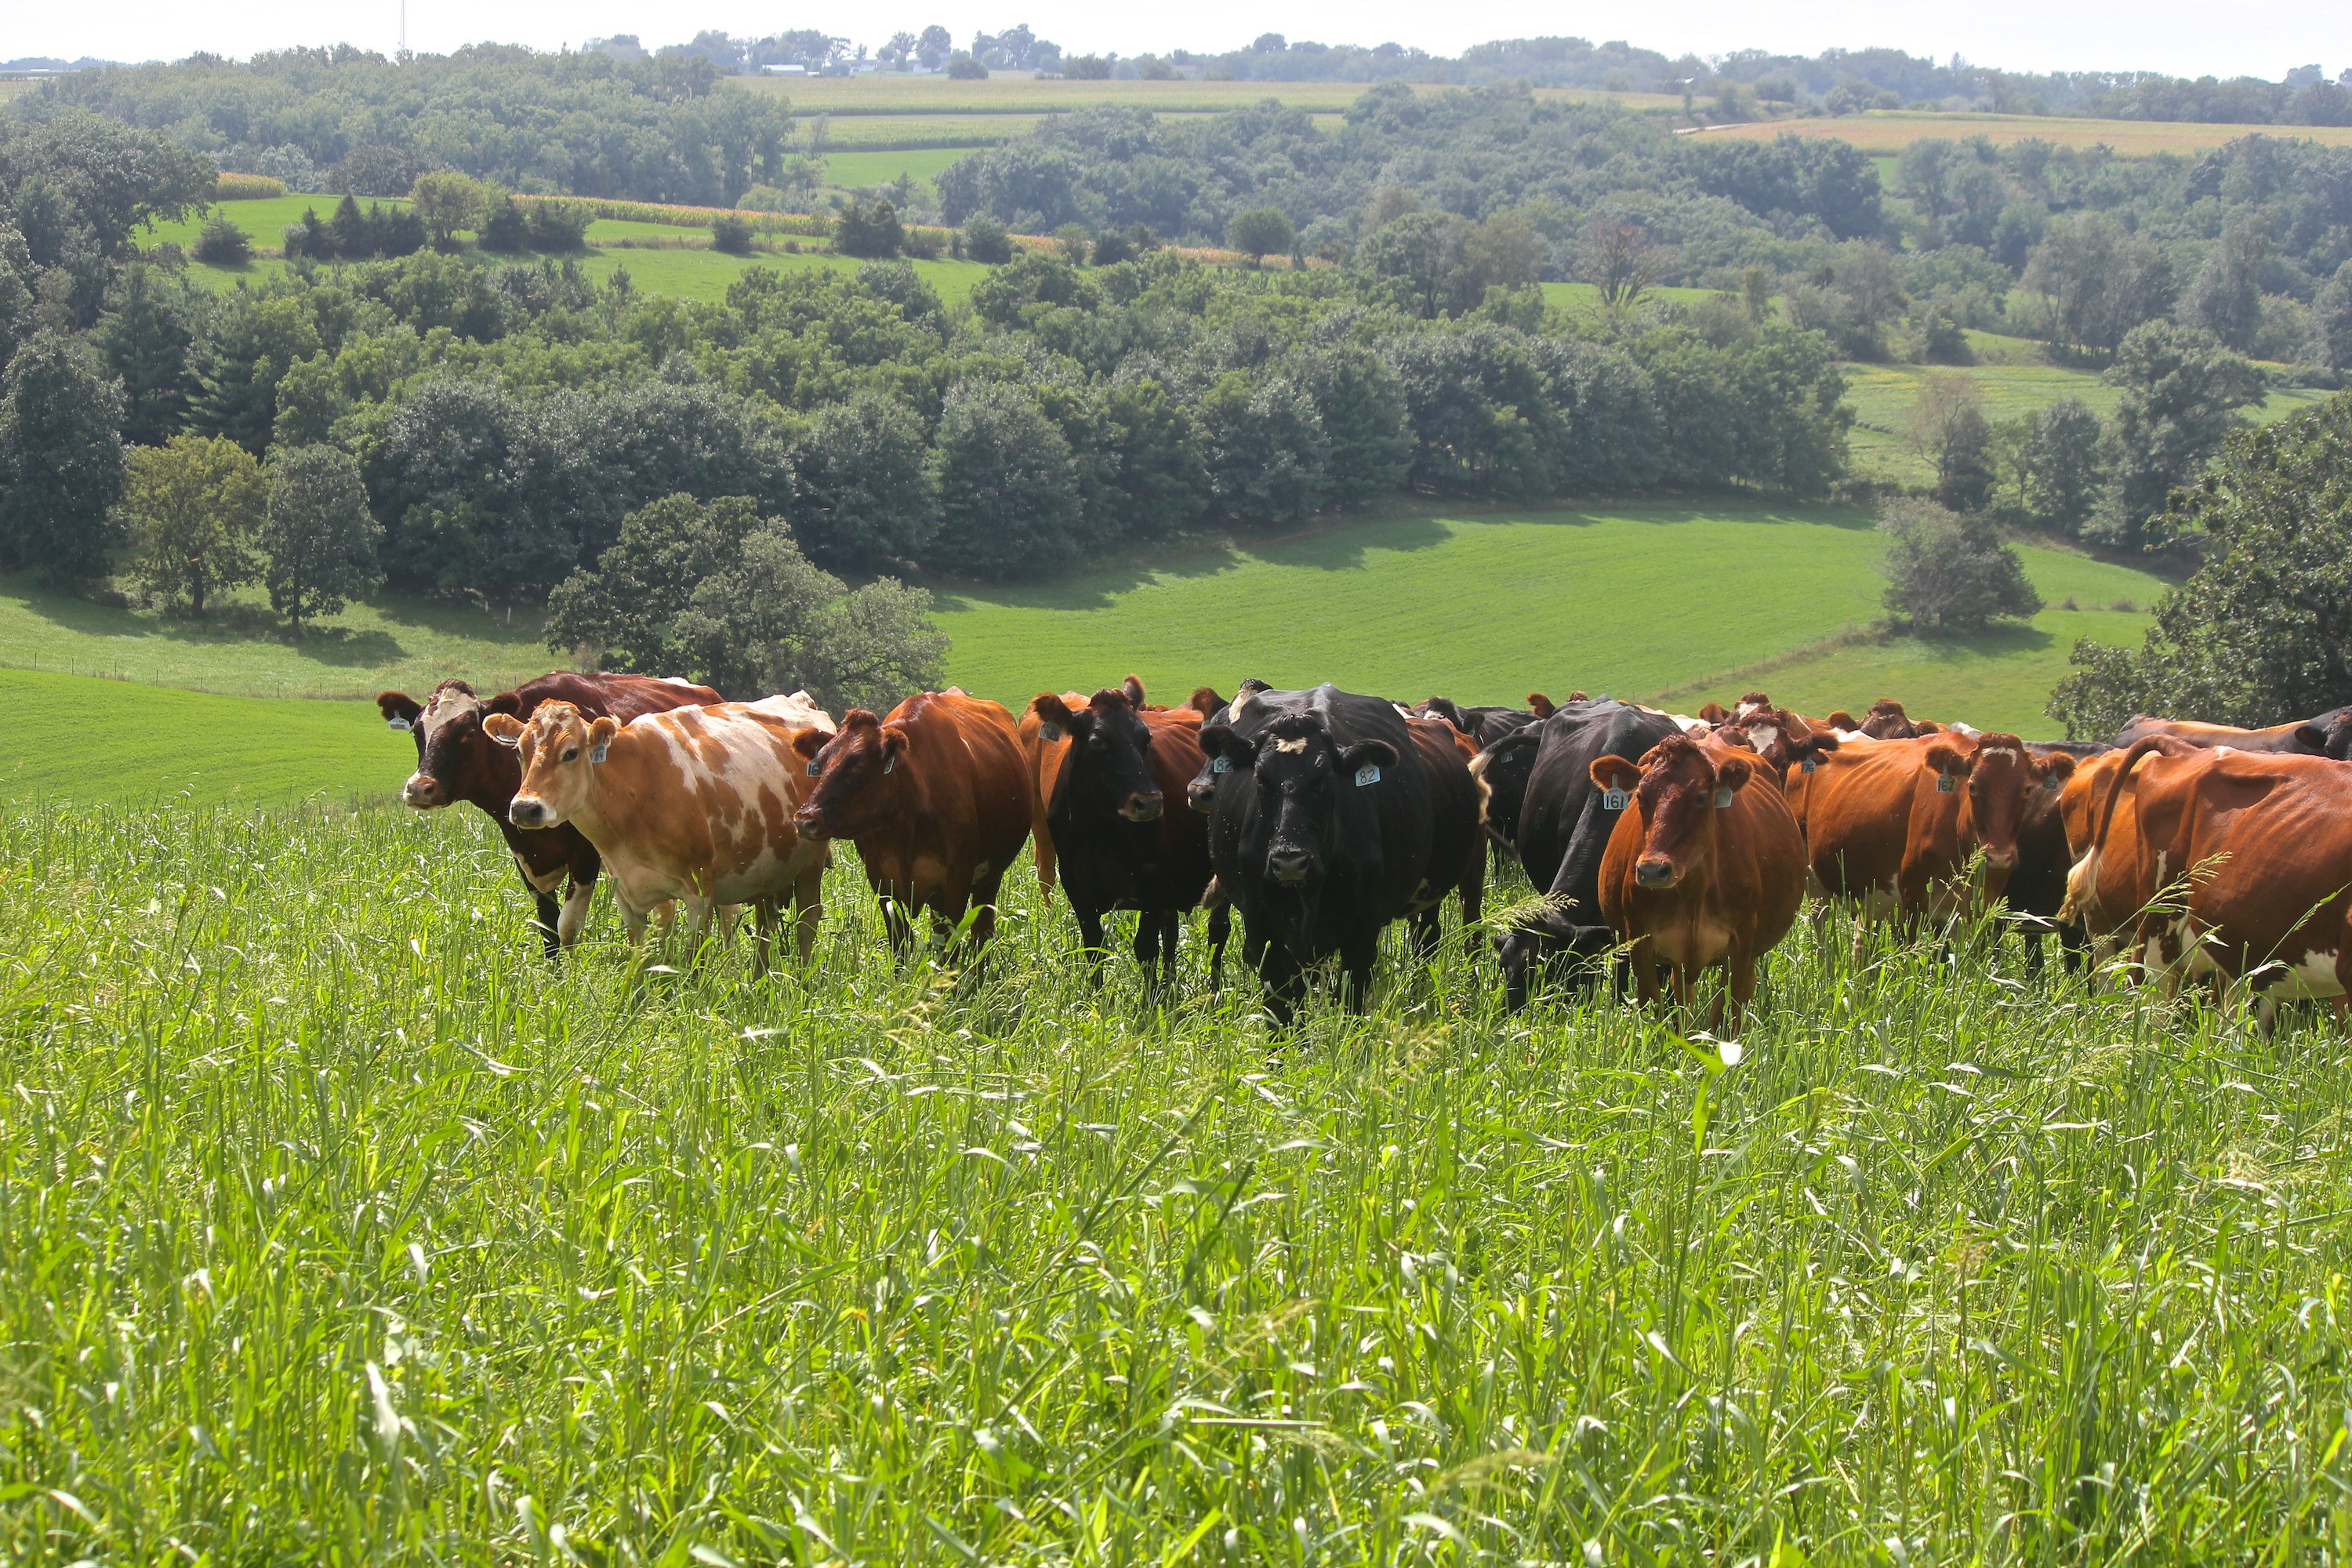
[{"left": 375, "top": 671, "right": 2352, "bottom": 1030}]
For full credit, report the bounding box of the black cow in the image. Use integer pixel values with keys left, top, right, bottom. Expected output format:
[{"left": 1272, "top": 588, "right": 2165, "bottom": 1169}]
[
  {"left": 1033, "top": 687, "right": 1229, "bottom": 985},
  {"left": 1418, "top": 695, "right": 1549, "bottom": 864},
  {"left": 2003, "top": 739, "right": 2110, "bottom": 974},
  {"left": 1490, "top": 699, "right": 1686, "bottom": 1008},
  {"left": 1196, "top": 684, "right": 1486, "bottom": 1025}
]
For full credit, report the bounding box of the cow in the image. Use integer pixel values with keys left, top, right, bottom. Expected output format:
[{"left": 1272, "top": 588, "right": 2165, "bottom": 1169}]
[
  {"left": 1486, "top": 699, "right": 1686, "bottom": 1008},
  {"left": 376, "top": 672, "right": 722, "bottom": 952},
  {"left": 2114, "top": 704, "right": 2352, "bottom": 756},
  {"left": 1021, "top": 677, "right": 1218, "bottom": 891},
  {"left": 1414, "top": 695, "right": 1548, "bottom": 746},
  {"left": 2060, "top": 736, "right": 2352, "bottom": 1017},
  {"left": 2002, "top": 740, "right": 2109, "bottom": 973},
  {"left": 1708, "top": 705, "right": 1842, "bottom": 784},
  {"left": 1415, "top": 696, "right": 1546, "bottom": 865},
  {"left": 1195, "top": 684, "right": 1486, "bottom": 1025},
  {"left": 1784, "top": 730, "right": 2074, "bottom": 946},
  {"left": 1854, "top": 699, "right": 1929, "bottom": 739},
  {"left": 1029, "top": 685, "right": 1228, "bottom": 984},
  {"left": 792, "top": 691, "right": 1031, "bottom": 959},
  {"left": 1590, "top": 731, "right": 1809, "bottom": 1028},
  {"left": 481, "top": 693, "right": 836, "bottom": 970}
]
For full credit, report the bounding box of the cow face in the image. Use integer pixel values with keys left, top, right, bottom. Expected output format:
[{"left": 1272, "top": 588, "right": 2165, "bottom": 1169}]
[
  {"left": 2296, "top": 712, "right": 2352, "bottom": 760},
  {"left": 487, "top": 702, "right": 618, "bottom": 829},
  {"left": 791, "top": 710, "right": 909, "bottom": 841},
  {"left": 382, "top": 681, "right": 525, "bottom": 811},
  {"left": 1739, "top": 707, "right": 1838, "bottom": 781},
  {"left": 1597, "top": 736, "right": 1752, "bottom": 891},
  {"left": 1860, "top": 699, "right": 1918, "bottom": 740},
  {"left": 1225, "top": 717, "right": 1397, "bottom": 901},
  {"left": 1947, "top": 734, "right": 2072, "bottom": 871},
  {"left": 1041, "top": 690, "right": 1163, "bottom": 826}
]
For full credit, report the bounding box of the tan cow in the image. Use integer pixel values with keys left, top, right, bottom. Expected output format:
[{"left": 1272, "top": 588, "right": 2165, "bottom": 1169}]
[{"left": 485, "top": 691, "right": 837, "bottom": 969}]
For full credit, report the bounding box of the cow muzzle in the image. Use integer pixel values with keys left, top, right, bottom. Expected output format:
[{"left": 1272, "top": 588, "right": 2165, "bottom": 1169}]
[
  {"left": 401, "top": 773, "right": 446, "bottom": 809},
  {"left": 509, "top": 796, "right": 557, "bottom": 829},
  {"left": 1266, "top": 848, "right": 1315, "bottom": 886},
  {"left": 1982, "top": 846, "right": 2017, "bottom": 869},
  {"left": 1635, "top": 857, "right": 1679, "bottom": 890},
  {"left": 792, "top": 805, "right": 831, "bottom": 841},
  {"left": 1120, "top": 790, "right": 1164, "bottom": 823}
]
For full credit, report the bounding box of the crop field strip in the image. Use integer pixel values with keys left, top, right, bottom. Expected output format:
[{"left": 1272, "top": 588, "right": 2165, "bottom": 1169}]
[
  {"left": 3, "top": 793, "right": 2351, "bottom": 1560},
  {"left": 1696, "top": 108, "right": 2352, "bottom": 157}
]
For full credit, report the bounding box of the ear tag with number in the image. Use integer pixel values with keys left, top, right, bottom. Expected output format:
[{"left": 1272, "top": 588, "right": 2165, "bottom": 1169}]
[
  {"left": 883, "top": 753, "right": 895, "bottom": 775},
  {"left": 2043, "top": 773, "right": 2061, "bottom": 789},
  {"left": 1714, "top": 786, "right": 1733, "bottom": 808},
  {"left": 588, "top": 741, "right": 608, "bottom": 764},
  {"left": 1936, "top": 772, "right": 1957, "bottom": 793},
  {"left": 387, "top": 717, "right": 412, "bottom": 731},
  {"left": 806, "top": 757, "right": 822, "bottom": 776},
  {"left": 1602, "top": 786, "right": 1629, "bottom": 811},
  {"left": 1800, "top": 757, "right": 1817, "bottom": 773},
  {"left": 1038, "top": 721, "right": 1062, "bottom": 742},
  {"left": 1355, "top": 762, "right": 1381, "bottom": 786},
  {"left": 1211, "top": 754, "right": 1231, "bottom": 774}
]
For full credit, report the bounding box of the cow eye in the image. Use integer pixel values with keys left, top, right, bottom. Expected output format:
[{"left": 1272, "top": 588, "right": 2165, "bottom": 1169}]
[{"left": 562, "top": 747, "right": 579, "bottom": 762}]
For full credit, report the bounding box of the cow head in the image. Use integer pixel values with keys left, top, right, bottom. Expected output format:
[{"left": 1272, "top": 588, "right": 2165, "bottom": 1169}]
[
  {"left": 1860, "top": 699, "right": 1918, "bottom": 739},
  {"left": 1737, "top": 706, "right": 1838, "bottom": 781},
  {"left": 1186, "top": 685, "right": 1226, "bottom": 719},
  {"left": 1594, "top": 735, "right": 1754, "bottom": 891},
  {"left": 1417, "top": 695, "right": 1470, "bottom": 734},
  {"left": 1529, "top": 691, "right": 1559, "bottom": 718},
  {"left": 792, "top": 709, "right": 908, "bottom": 841},
  {"left": 1038, "top": 688, "right": 1163, "bottom": 825},
  {"left": 1939, "top": 733, "right": 2074, "bottom": 872},
  {"left": 1470, "top": 727, "right": 1544, "bottom": 842},
  {"left": 1696, "top": 702, "right": 1730, "bottom": 724},
  {"left": 1734, "top": 691, "right": 1773, "bottom": 721},
  {"left": 1203, "top": 713, "right": 1396, "bottom": 902},
  {"left": 485, "top": 701, "right": 615, "bottom": 829},
  {"left": 380, "top": 680, "right": 525, "bottom": 811},
  {"left": 2294, "top": 710, "right": 2352, "bottom": 760}
]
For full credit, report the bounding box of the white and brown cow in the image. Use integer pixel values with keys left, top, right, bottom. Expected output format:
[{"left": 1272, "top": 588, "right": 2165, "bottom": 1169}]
[{"left": 485, "top": 692, "right": 837, "bottom": 969}]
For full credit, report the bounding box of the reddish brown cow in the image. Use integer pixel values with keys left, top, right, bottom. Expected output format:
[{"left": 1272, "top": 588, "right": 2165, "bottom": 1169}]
[
  {"left": 376, "top": 672, "right": 721, "bottom": 951},
  {"left": 2062, "top": 737, "right": 2352, "bottom": 1013},
  {"left": 1784, "top": 731, "right": 2074, "bottom": 942},
  {"left": 1018, "top": 677, "right": 1219, "bottom": 891},
  {"left": 1592, "top": 731, "right": 1809, "bottom": 1026},
  {"left": 793, "top": 691, "right": 1033, "bottom": 956},
  {"left": 2114, "top": 706, "right": 2352, "bottom": 755}
]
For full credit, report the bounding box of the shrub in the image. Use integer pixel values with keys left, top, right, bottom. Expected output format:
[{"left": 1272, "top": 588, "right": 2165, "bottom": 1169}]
[
  {"left": 1878, "top": 498, "right": 2043, "bottom": 632},
  {"left": 478, "top": 194, "right": 531, "bottom": 253},
  {"left": 964, "top": 216, "right": 1013, "bottom": 265},
  {"left": 833, "top": 201, "right": 905, "bottom": 260},
  {"left": 1054, "top": 223, "right": 1090, "bottom": 264},
  {"left": 1227, "top": 206, "right": 1296, "bottom": 267},
  {"left": 710, "top": 215, "right": 756, "bottom": 255},
  {"left": 193, "top": 216, "right": 252, "bottom": 266},
  {"left": 525, "top": 200, "right": 590, "bottom": 252},
  {"left": 1089, "top": 228, "right": 1134, "bottom": 267},
  {"left": 281, "top": 208, "right": 331, "bottom": 262},
  {"left": 947, "top": 55, "right": 989, "bottom": 78}
]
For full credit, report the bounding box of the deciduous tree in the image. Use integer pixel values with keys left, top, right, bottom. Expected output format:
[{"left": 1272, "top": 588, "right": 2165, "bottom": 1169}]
[
  {"left": 261, "top": 444, "right": 380, "bottom": 633},
  {"left": 120, "top": 434, "right": 267, "bottom": 614}
]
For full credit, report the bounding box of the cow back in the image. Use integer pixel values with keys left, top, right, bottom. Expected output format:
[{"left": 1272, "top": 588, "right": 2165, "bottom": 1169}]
[{"left": 893, "top": 691, "right": 1033, "bottom": 880}]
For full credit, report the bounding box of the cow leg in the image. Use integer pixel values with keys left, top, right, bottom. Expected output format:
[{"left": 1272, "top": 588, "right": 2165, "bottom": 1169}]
[
  {"left": 530, "top": 889, "right": 562, "bottom": 956},
  {"left": 1457, "top": 862, "right": 1484, "bottom": 953},
  {"left": 1629, "top": 938, "right": 1661, "bottom": 1007},
  {"left": 750, "top": 897, "right": 779, "bottom": 978},
  {"left": 1257, "top": 941, "right": 1305, "bottom": 1029},
  {"left": 793, "top": 867, "right": 824, "bottom": 963},
  {"left": 556, "top": 879, "right": 596, "bottom": 948},
  {"left": 880, "top": 895, "right": 916, "bottom": 960},
  {"left": 681, "top": 896, "right": 718, "bottom": 962},
  {"left": 1340, "top": 931, "right": 1381, "bottom": 1014},
  {"left": 1075, "top": 904, "right": 1111, "bottom": 982},
  {"left": 1206, "top": 901, "right": 1233, "bottom": 993},
  {"left": 967, "top": 870, "right": 1007, "bottom": 953},
  {"left": 1409, "top": 905, "right": 1443, "bottom": 965}
]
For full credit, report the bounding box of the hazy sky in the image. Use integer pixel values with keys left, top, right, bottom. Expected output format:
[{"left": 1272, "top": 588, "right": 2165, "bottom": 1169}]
[{"left": 9, "top": 0, "right": 2345, "bottom": 82}]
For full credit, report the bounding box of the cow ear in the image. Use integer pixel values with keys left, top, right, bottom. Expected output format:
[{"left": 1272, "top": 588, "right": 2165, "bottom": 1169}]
[
  {"left": 1924, "top": 740, "right": 1972, "bottom": 776},
  {"left": 1526, "top": 691, "right": 1555, "bottom": 719},
  {"left": 1031, "top": 693, "right": 1076, "bottom": 732},
  {"left": 792, "top": 728, "right": 829, "bottom": 760},
  {"left": 1197, "top": 724, "right": 1257, "bottom": 770},
  {"left": 587, "top": 717, "right": 619, "bottom": 761},
  {"left": 1588, "top": 754, "right": 1637, "bottom": 791},
  {"left": 2037, "top": 751, "right": 2078, "bottom": 783},
  {"left": 1715, "top": 755, "right": 1755, "bottom": 793},
  {"left": 1697, "top": 702, "right": 1728, "bottom": 724},
  {"left": 377, "top": 691, "right": 423, "bottom": 730},
  {"left": 1915, "top": 720, "right": 1944, "bottom": 735},
  {"left": 880, "top": 726, "right": 912, "bottom": 772},
  {"left": 1827, "top": 710, "right": 1857, "bottom": 731},
  {"left": 483, "top": 713, "right": 527, "bottom": 746},
  {"left": 1340, "top": 739, "right": 1399, "bottom": 775},
  {"left": 1122, "top": 674, "right": 1147, "bottom": 709},
  {"left": 2294, "top": 722, "right": 2328, "bottom": 752},
  {"left": 486, "top": 691, "right": 523, "bottom": 719},
  {"left": 1187, "top": 685, "right": 1225, "bottom": 718}
]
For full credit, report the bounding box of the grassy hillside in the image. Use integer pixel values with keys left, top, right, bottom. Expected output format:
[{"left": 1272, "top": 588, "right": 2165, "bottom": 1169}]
[
  {"left": 0, "top": 669, "right": 402, "bottom": 807},
  {"left": 931, "top": 500, "right": 2167, "bottom": 734}
]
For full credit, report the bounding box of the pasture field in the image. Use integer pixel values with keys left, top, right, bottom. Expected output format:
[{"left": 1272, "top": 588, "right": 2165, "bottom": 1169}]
[
  {"left": 818, "top": 146, "right": 985, "bottom": 190},
  {"left": 1697, "top": 109, "right": 2352, "bottom": 158},
  {"left": 931, "top": 501, "right": 2168, "bottom": 733},
  {"left": 746, "top": 73, "right": 1683, "bottom": 115},
  {"left": 0, "top": 669, "right": 396, "bottom": 807},
  {"left": 2, "top": 795, "right": 2350, "bottom": 1560}
]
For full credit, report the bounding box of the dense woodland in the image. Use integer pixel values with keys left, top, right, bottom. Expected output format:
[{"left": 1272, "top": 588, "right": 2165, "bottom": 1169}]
[{"left": 1, "top": 56, "right": 2349, "bottom": 727}]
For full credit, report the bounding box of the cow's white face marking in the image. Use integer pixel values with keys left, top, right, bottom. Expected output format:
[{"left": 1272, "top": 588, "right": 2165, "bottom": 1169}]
[
  {"left": 1744, "top": 724, "right": 1780, "bottom": 753},
  {"left": 1978, "top": 746, "right": 2020, "bottom": 760},
  {"left": 1271, "top": 737, "right": 1309, "bottom": 755}
]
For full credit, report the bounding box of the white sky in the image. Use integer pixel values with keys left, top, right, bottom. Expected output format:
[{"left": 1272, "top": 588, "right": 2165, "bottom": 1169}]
[{"left": 6, "top": 0, "right": 2344, "bottom": 83}]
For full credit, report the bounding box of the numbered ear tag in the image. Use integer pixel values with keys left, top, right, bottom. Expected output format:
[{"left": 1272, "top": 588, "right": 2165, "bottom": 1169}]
[
  {"left": 1715, "top": 786, "right": 1734, "bottom": 808},
  {"left": 806, "top": 758, "right": 822, "bottom": 777},
  {"left": 387, "top": 717, "right": 412, "bottom": 731},
  {"left": 1211, "top": 754, "right": 1231, "bottom": 774},
  {"left": 1801, "top": 757, "right": 1817, "bottom": 773},
  {"left": 588, "top": 741, "right": 608, "bottom": 764},
  {"left": 1354, "top": 762, "right": 1381, "bottom": 786},
  {"left": 1602, "top": 786, "right": 1629, "bottom": 811},
  {"left": 2043, "top": 774, "right": 2061, "bottom": 789},
  {"left": 883, "top": 753, "right": 895, "bottom": 775},
  {"left": 1936, "top": 772, "right": 1957, "bottom": 793},
  {"left": 1038, "top": 721, "right": 1062, "bottom": 742}
]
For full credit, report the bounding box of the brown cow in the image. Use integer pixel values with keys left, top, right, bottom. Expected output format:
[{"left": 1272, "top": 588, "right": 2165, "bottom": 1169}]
[
  {"left": 483, "top": 693, "right": 836, "bottom": 969},
  {"left": 792, "top": 691, "right": 1032, "bottom": 957},
  {"left": 2062, "top": 736, "right": 2352, "bottom": 1013},
  {"left": 1019, "top": 677, "right": 1219, "bottom": 891},
  {"left": 1592, "top": 731, "right": 1809, "bottom": 1027},
  {"left": 376, "top": 672, "right": 722, "bottom": 951},
  {"left": 2114, "top": 705, "right": 2352, "bottom": 756},
  {"left": 1784, "top": 730, "right": 2074, "bottom": 942}
]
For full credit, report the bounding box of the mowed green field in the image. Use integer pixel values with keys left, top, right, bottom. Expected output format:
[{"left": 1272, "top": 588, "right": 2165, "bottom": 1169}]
[
  {"left": 0, "top": 669, "right": 401, "bottom": 807},
  {"left": 934, "top": 501, "right": 2166, "bottom": 733},
  {"left": 4, "top": 787, "right": 2351, "bottom": 1559},
  {"left": 818, "top": 146, "right": 982, "bottom": 189}
]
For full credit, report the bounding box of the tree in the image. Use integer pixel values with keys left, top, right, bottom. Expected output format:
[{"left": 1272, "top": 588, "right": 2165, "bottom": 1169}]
[
  {"left": 0, "top": 332, "right": 125, "bottom": 583},
  {"left": 1196, "top": 368, "right": 1329, "bottom": 526},
  {"left": 270, "top": 352, "right": 351, "bottom": 448},
  {"left": 1878, "top": 498, "right": 2042, "bottom": 632},
  {"left": 1297, "top": 347, "right": 1412, "bottom": 506},
  {"left": 2095, "top": 320, "right": 2263, "bottom": 550},
  {"left": 710, "top": 214, "right": 755, "bottom": 255},
  {"left": 93, "top": 262, "right": 195, "bottom": 446},
  {"left": 478, "top": 191, "right": 531, "bottom": 252},
  {"left": 1094, "top": 377, "right": 1210, "bottom": 535},
  {"left": 2024, "top": 397, "right": 2105, "bottom": 534},
  {"left": 1226, "top": 207, "right": 1295, "bottom": 267},
  {"left": 328, "top": 194, "right": 376, "bottom": 259},
  {"left": 2183, "top": 218, "right": 2269, "bottom": 352},
  {"left": 2309, "top": 259, "right": 2352, "bottom": 377},
  {"left": 2048, "top": 395, "right": 2352, "bottom": 739},
  {"left": 785, "top": 393, "right": 938, "bottom": 570},
  {"left": 193, "top": 216, "right": 250, "bottom": 266},
  {"left": 964, "top": 216, "right": 1013, "bottom": 265},
  {"left": 261, "top": 444, "right": 380, "bottom": 633},
  {"left": 408, "top": 171, "right": 483, "bottom": 248},
  {"left": 2024, "top": 214, "right": 2173, "bottom": 363},
  {"left": 834, "top": 201, "right": 904, "bottom": 259},
  {"left": 925, "top": 381, "right": 1081, "bottom": 578},
  {"left": 916, "top": 25, "right": 953, "bottom": 70},
  {"left": 119, "top": 435, "right": 267, "bottom": 614},
  {"left": 1579, "top": 218, "right": 1662, "bottom": 310},
  {"left": 1904, "top": 373, "right": 1993, "bottom": 513}
]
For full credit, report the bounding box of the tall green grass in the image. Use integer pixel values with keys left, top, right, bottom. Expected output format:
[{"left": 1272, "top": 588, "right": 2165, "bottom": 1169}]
[{"left": 3, "top": 798, "right": 2349, "bottom": 1562}]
